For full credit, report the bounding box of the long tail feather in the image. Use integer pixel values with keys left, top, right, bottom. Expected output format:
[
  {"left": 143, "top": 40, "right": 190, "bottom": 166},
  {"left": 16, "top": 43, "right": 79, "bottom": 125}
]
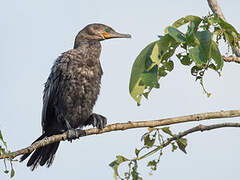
[{"left": 20, "top": 133, "right": 60, "bottom": 170}]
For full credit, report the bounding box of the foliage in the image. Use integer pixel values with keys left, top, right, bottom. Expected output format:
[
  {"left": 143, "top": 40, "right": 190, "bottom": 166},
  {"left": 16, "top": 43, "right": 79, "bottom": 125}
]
[
  {"left": 0, "top": 130, "right": 15, "bottom": 178},
  {"left": 109, "top": 127, "right": 188, "bottom": 179},
  {"left": 129, "top": 14, "right": 240, "bottom": 104},
  {"left": 118, "top": 13, "right": 240, "bottom": 179}
]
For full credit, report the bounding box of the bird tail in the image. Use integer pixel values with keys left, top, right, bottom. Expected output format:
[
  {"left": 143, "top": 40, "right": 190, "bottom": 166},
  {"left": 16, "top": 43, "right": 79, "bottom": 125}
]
[{"left": 20, "top": 133, "right": 60, "bottom": 171}]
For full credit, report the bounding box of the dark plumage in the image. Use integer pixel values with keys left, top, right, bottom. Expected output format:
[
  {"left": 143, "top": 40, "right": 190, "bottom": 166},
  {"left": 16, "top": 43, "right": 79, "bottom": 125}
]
[{"left": 20, "top": 23, "right": 131, "bottom": 170}]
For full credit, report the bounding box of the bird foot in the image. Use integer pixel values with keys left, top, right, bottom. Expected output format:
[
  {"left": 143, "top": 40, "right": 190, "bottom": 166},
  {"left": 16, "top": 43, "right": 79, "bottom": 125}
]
[
  {"left": 87, "top": 113, "right": 107, "bottom": 130},
  {"left": 66, "top": 128, "right": 86, "bottom": 141}
]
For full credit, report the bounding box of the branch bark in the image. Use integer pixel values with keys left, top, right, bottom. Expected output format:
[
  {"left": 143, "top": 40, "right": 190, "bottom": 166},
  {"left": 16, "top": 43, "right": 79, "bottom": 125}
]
[
  {"left": 223, "top": 56, "right": 240, "bottom": 64},
  {"left": 0, "top": 109, "right": 240, "bottom": 160},
  {"left": 207, "top": 0, "right": 240, "bottom": 57},
  {"left": 207, "top": 0, "right": 226, "bottom": 20}
]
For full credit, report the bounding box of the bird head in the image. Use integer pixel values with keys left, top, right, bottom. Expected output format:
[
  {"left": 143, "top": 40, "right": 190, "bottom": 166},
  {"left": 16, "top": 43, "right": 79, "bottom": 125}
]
[{"left": 74, "top": 23, "right": 131, "bottom": 48}]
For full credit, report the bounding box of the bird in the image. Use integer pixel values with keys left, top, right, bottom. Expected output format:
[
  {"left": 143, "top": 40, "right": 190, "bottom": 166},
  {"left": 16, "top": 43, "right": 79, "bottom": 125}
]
[{"left": 20, "top": 23, "right": 131, "bottom": 170}]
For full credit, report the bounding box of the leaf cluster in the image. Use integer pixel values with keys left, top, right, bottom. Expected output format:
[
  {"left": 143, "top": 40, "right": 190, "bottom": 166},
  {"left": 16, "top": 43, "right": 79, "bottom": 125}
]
[
  {"left": 0, "top": 130, "right": 15, "bottom": 178},
  {"left": 109, "top": 127, "right": 187, "bottom": 179},
  {"left": 129, "top": 14, "right": 240, "bottom": 104}
]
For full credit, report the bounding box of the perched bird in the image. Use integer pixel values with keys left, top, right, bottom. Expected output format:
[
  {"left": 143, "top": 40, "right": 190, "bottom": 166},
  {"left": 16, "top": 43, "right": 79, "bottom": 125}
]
[{"left": 20, "top": 23, "right": 131, "bottom": 170}]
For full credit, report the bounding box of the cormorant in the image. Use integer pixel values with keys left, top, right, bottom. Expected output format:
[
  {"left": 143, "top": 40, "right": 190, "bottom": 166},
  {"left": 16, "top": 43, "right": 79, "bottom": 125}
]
[{"left": 20, "top": 23, "right": 131, "bottom": 170}]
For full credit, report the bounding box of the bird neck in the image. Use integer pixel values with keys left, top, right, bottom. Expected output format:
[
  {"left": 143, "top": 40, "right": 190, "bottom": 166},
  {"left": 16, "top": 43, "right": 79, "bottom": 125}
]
[
  {"left": 74, "top": 35, "right": 101, "bottom": 49},
  {"left": 73, "top": 39, "right": 102, "bottom": 58}
]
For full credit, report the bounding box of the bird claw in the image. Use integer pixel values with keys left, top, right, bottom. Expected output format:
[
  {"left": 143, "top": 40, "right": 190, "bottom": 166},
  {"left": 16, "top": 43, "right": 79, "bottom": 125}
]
[
  {"left": 87, "top": 113, "right": 107, "bottom": 130},
  {"left": 66, "top": 128, "right": 86, "bottom": 141}
]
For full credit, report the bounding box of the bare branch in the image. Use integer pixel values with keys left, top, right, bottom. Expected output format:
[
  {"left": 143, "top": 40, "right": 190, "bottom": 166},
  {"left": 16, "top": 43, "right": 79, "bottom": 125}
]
[
  {"left": 207, "top": 0, "right": 240, "bottom": 57},
  {"left": 0, "top": 109, "right": 240, "bottom": 160}
]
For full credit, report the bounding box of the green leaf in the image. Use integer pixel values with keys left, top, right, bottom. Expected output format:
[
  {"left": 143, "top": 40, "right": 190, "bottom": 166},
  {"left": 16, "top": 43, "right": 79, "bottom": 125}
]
[
  {"left": 166, "top": 27, "right": 186, "bottom": 43},
  {"left": 178, "top": 54, "right": 192, "bottom": 66},
  {"left": 129, "top": 42, "right": 156, "bottom": 104},
  {"left": 129, "top": 35, "right": 177, "bottom": 104},
  {"left": 156, "top": 35, "right": 179, "bottom": 61},
  {"left": 195, "top": 76, "right": 202, "bottom": 81},
  {"left": 144, "top": 134, "right": 155, "bottom": 148},
  {"left": 4, "top": 170, "right": 9, "bottom": 174},
  {"left": 189, "top": 30, "right": 212, "bottom": 65},
  {"left": 176, "top": 138, "right": 187, "bottom": 154},
  {"left": 189, "top": 47, "right": 206, "bottom": 65},
  {"left": 109, "top": 160, "right": 119, "bottom": 180},
  {"left": 171, "top": 142, "right": 178, "bottom": 152},
  {"left": 208, "top": 63, "right": 217, "bottom": 70},
  {"left": 109, "top": 160, "right": 118, "bottom": 168},
  {"left": 223, "top": 31, "right": 238, "bottom": 53},
  {"left": 143, "top": 90, "right": 151, "bottom": 99},
  {"left": 196, "top": 31, "right": 212, "bottom": 58},
  {"left": 186, "top": 22, "right": 196, "bottom": 45},
  {"left": 161, "top": 127, "right": 173, "bottom": 137},
  {"left": 150, "top": 43, "right": 161, "bottom": 66},
  {"left": 0, "top": 130, "right": 3, "bottom": 140},
  {"left": 147, "top": 160, "right": 157, "bottom": 171},
  {"left": 172, "top": 15, "right": 202, "bottom": 30},
  {"left": 116, "top": 155, "right": 129, "bottom": 163},
  {"left": 210, "top": 41, "right": 223, "bottom": 70},
  {"left": 0, "top": 130, "right": 7, "bottom": 148},
  {"left": 213, "top": 16, "right": 239, "bottom": 35},
  {"left": 158, "top": 66, "right": 168, "bottom": 77},
  {"left": 182, "top": 56, "right": 192, "bottom": 66},
  {"left": 0, "top": 145, "right": 4, "bottom": 154},
  {"left": 163, "top": 60, "right": 174, "bottom": 72},
  {"left": 191, "top": 66, "right": 202, "bottom": 76},
  {"left": 109, "top": 156, "right": 129, "bottom": 180},
  {"left": 213, "top": 16, "right": 240, "bottom": 52},
  {"left": 10, "top": 168, "right": 15, "bottom": 178},
  {"left": 140, "top": 65, "right": 160, "bottom": 88}
]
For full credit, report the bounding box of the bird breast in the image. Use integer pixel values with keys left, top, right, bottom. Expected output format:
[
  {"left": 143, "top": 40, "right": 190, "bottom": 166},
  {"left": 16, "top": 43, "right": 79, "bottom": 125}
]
[{"left": 49, "top": 43, "right": 103, "bottom": 129}]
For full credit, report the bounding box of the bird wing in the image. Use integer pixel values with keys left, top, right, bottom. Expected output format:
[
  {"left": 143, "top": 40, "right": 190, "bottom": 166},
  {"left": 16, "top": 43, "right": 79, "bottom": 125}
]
[
  {"left": 41, "top": 48, "right": 86, "bottom": 133},
  {"left": 41, "top": 43, "right": 101, "bottom": 132},
  {"left": 41, "top": 54, "right": 66, "bottom": 133}
]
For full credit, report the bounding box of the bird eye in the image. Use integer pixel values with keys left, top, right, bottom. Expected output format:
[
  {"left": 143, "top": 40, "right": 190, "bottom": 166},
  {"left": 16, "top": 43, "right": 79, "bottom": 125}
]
[{"left": 105, "top": 29, "right": 110, "bottom": 33}]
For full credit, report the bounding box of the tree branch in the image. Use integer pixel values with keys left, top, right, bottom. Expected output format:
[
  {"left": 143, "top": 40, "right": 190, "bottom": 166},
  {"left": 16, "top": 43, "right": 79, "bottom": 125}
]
[
  {"left": 162, "top": 122, "right": 240, "bottom": 148},
  {"left": 0, "top": 109, "right": 240, "bottom": 160},
  {"left": 207, "top": 0, "right": 226, "bottom": 20},
  {"left": 223, "top": 56, "right": 240, "bottom": 64},
  {"left": 207, "top": 0, "right": 240, "bottom": 57},
  {"left": 134, "top": 122, "right": 240, "bottom": 161}
]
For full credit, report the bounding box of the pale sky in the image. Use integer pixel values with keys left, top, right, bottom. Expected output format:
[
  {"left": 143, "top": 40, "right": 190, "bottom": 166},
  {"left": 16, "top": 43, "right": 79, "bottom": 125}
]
[{"left": 1, "top": 0, "right": 240, "bottom": 179}]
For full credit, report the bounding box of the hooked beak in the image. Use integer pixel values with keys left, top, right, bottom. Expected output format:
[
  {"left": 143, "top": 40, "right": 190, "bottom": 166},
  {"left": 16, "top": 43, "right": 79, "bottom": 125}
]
[
  {"left": 103, "top": 31, "right": 131, "bottom": 39},
  {"left": 110, "top": 31, "right": 132, "bottom": 38}
]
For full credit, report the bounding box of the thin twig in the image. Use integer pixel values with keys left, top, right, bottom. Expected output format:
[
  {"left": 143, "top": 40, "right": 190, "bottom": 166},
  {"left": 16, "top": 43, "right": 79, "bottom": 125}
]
[
  {"left": 134, "top": 122, "right": 240, "bottom": 161},
  {"left": 163, "top": 122, "right": 240, "bottom": 147},
  {"left": 0, "top": 110, "right": 240, "bottom": 159}
]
